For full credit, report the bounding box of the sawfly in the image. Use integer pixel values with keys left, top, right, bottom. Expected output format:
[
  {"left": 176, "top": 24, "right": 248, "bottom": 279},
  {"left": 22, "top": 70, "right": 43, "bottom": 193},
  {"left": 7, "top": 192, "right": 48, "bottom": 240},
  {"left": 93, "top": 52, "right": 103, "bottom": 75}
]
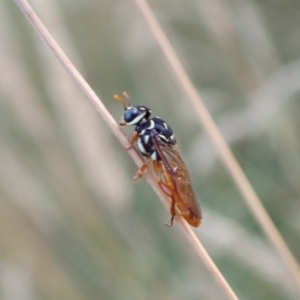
[{"left": 115, "top": 92, "right": 202, "bottom": 227}]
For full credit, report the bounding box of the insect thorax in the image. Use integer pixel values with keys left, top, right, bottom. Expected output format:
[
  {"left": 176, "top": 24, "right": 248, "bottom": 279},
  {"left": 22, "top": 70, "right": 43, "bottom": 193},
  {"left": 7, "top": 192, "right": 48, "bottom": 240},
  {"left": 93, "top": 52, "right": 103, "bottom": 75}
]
[{"left": 135, "top": 117, "right": 176, "bottom": 161}]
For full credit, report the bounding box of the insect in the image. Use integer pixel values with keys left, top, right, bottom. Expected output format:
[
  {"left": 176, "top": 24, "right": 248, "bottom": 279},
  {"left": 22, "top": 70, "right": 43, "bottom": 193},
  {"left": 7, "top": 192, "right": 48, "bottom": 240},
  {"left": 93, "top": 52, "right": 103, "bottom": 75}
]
[{"left": 114, "top": 92, "right": 202, "bottom": 227}]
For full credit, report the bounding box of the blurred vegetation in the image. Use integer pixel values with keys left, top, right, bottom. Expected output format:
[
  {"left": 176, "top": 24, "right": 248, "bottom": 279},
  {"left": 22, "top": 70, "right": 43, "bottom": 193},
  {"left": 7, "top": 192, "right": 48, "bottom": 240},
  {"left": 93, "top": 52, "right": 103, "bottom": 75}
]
[{"left": 1, "top": 0, "right": 300, "bottom": 299}]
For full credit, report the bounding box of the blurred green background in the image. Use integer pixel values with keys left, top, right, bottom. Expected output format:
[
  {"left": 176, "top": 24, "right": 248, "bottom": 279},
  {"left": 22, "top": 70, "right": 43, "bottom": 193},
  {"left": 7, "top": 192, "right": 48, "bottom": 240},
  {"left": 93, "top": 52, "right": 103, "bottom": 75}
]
[{"left": 1, "top": 0, "right": 300, "bottom": 299}]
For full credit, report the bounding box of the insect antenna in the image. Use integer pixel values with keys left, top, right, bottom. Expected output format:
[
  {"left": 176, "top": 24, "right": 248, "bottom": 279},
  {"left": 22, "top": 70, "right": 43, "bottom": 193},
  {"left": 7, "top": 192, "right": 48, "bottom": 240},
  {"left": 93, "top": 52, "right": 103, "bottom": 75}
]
[
  {"left": 122, "top": 91, "right": 132, "bottom": 106},
  {"left": 113, "top": 91, "right": 132, "bottom": 109},
  {"left": 113, "top": 93, "right": 127, "bottom": 109}
]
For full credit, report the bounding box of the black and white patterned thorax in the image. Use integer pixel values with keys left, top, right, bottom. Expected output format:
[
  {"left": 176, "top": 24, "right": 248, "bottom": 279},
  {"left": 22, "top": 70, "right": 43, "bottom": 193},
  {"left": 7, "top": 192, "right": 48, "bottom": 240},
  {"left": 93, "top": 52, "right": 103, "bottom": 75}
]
[
  {"left": 120, "top": 104, "right": 176, "bottom": 161},
  {"left": 135, "top": 117, "right": 176, "bottom": 161}
]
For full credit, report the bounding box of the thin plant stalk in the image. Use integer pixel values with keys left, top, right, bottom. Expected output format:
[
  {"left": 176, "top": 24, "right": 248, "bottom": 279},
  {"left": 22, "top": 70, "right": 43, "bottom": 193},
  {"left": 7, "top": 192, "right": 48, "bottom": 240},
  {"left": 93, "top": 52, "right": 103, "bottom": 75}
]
[
  {"left": 134, "top": 0, "right": 300, "bottom": 290},
  {"left": 15, "top": 1, "right": 239, "bottom": 300}
]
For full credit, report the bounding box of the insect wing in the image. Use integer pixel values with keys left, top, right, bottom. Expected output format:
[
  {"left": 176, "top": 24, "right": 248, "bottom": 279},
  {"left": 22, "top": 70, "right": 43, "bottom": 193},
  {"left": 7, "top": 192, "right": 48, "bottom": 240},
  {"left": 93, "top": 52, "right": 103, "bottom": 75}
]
[{"left": 152, "top": 135, "right": 202, "bottom": 226}]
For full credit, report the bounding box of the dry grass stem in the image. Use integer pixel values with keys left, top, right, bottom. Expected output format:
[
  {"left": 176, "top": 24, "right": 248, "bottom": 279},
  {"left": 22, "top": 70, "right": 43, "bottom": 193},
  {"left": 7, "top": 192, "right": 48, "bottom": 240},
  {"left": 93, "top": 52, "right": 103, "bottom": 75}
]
[
  {"left": 134, "top": 0, "right": 300, "bottom": 290},
  {"left": 15, "top": 0, "right": 239, "bottom": 299}
]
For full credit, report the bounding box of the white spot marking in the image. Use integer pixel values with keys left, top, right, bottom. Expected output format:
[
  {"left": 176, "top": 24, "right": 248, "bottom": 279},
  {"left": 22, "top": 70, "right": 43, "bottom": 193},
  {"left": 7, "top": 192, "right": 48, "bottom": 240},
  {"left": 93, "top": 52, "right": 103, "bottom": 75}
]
[
  {"left": 158, "top": 134, "right": 168, "bottom": 142},
  {"left": 137, "top": 138, "right": 147, "bottom": 155},
  {"left": 163, "top": 122, "right": 168, "bottom": 130},
  {"left": 144, "top": 134, "right": 150, "bottom": 144},
  {"left": 151, "top": 151, "right": 157, "bottom": 161},
  {"left": 147, "top": 120, "right": 155, "bottom": 130}
]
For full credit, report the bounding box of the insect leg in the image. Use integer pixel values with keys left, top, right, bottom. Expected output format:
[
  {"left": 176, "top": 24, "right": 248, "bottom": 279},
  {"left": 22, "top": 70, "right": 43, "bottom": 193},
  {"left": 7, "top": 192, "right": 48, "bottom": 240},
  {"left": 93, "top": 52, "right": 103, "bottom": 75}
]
[
  {"left": 162, "top": 171, "right": 176, "bottom": 227},
  {"left": 153, "top": 161, "right": 172, "bottom": 195},
  {"left": 133, "top": 158, "right": 151, "bottom": 180},
  {"left": 165, "top": 196, "right": 176, "bottom": 227},
  {"left": 153, "top": 161, "right": 176, "bottom": 227},
  {"left": 125, "top": 131, "right": 139, "bottom": 150}
]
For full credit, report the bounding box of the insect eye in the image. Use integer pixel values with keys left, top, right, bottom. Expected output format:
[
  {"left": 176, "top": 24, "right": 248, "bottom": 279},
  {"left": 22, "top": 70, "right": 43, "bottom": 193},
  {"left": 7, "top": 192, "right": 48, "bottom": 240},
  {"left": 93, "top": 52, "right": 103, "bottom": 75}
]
[{"left": 124, "top": 108, "right": 138, "bottom": 123}]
